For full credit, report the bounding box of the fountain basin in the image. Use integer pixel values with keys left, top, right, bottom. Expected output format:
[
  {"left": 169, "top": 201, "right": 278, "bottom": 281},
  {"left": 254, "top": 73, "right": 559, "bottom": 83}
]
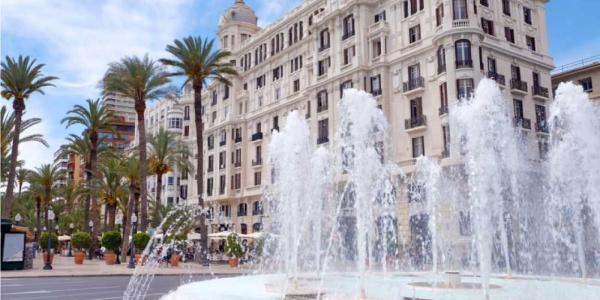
[{"left": 160, "top": 273, "right": 600, "bottom": 300}]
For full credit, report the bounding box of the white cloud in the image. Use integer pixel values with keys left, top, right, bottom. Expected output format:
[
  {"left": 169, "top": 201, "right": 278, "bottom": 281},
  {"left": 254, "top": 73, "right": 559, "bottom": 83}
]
[{"left": 254, "top": 0, "right": 301, "bottom": 27}]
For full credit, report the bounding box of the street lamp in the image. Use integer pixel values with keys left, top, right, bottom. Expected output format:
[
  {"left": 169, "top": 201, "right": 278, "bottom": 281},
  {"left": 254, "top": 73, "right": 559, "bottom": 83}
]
[
  {"left": 67, "top": 223, "right": 74, "bottom": 257},
  {"left": 43, "top": 209, "right": 55, "bottom": 270},
  {"left": 88, "top": 220, "right": 94, "bottom": 260},
  {"left": 127, "top": 213, "right": 138, "bottom": 269},
  {"left": 15, "top": 213, "right": 22, "bottom": 225}
]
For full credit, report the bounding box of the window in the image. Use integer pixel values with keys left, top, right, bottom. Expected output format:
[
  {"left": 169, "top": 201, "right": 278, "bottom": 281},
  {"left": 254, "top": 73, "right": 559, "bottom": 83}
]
[
  {"left": 511, "top": 65, "right": 522, "bottom": 81},
  {"left": 532, "top": 72, "right": 540, "bottom": 88},
  {"left": 371, "top": 75, "right": 382, "bottom": 96},
  {"left": 340, "top": 80, "right": 353, "bottom": 98},
  {"left": 435, "top": 5, "right": 444, "bottom": 27},
  {"left": 254, "top": 145, "right": 262, "bottom": 165},
  {"left": 343, "top": 46, "right": 355, "bottom": 65},
  {"left": 453, "top": 0, "right": 468, "bottom": 20},
  {"left": 409, "top": 25, "right": 421, "bottom": 44},
  {"left": 523, "top": 7, "right": 532, "bottom": 25},
  {"left": 319, "top": 29, "right": 330, "bottom": 50},
  {"left": 317, "top": 90, "right": 328, "bottom": 112},
  {"left": 184, "top": 106, "right": 190, "bottom": 120},
  {"left": 579, "top": 77, "right": 593, "bottom": 92},
  {"left": 535, "top": 104, "right": 547, "bottom": 131},
  {"left": 306, "top": 101, "right": 311, "bottom": 118},
  {"left": 412, "top": 136, "right": 425, "bottom": 158},
  {"left": 342, "top": 14, "right": 355, "bottom": 39},
  {"left": 481, "top": 18, "right": 494, "bottom": 35},
  {"left": 502, "top": 0, "right": 510, "bottom": 16},
  {"left": 457, "top": 78, "right": 474, "bottom": 99},
  {"left": 480, "top": 0, "right": 488, "bottom": 7},
  {"left": 526, "top": 36, "right": 536, "bottom": 51},
  {"left": 318, "top": 57, "right": 330, "bottom": 76},
  {"left": 290, "top": 55, "right": 303, "bottom": 72},
  {"left": 219, "top": 151, "right": 226, "bottom": 169},
  {"left": 272, "top": 65, "right": 283, "bottom": 81},
  {"left": 437, "top": 46, "right": 446, "bottom": 74},
  {"left": 409, "top": 97, "right": 423, "bottom": 121},
  {"left": 168, "top": 118, "right": 182, "bottom": 129},
  {"left": 372, "top": 38, "right": 382, "bottom": 58},
  {"left": 207, "top": 135, "right": 214, "bottom": 150},
  {"left": 440, "top": 82, "right": 448, "bottom": 113},
  {"left": 220, "top": 204, "right": 230, "bottom": 217},
  {"left": 403, "top": 0, "right": 424, "bottom": 17},
  {"left": 455, "top": 39, "right": 472, "bottom": 68},
  {"left": 167, "top": 176, "right": 174, "bottom": 185},
  {"left": 180, "top": 185, "right": 188, "bottom": 199},
  {"left": 232, "top": 173, "right": 241, "bottom": 190},
  {"left": 212, "top": 90, "right": 217, "bottom": 105},
  {"left": 317, "top": 119, "right": 329, "bottom": 144},
  {"left": 254, "top": 171, "right": 261, "bottom": 186},
  {"left": 219, "top": 175, "right": 226, "bottom": 195},
  {"left": 293, "top": 79, "right": 300, "bottom": 93},
  {"left": 223, "top": 85, "right": 229, "bottom": 100},
  {"left": 504, "top": 27, "right": 515, "bottom": 43},
  {"left": 513, "top": 99, "right": 524, "bottom": 119},
  {"left": 442, "top": 125, "right": 451, "bottom": 157},
  {"left": 488, "top": 57, "right": 497, "bottom": 74},
  {"left": 184, "top": 125, "right": 189, "bottom": 137},
  {"left": 207, "top": 177, "right": 213, "bottom": 196},
  {"left": 238, "top": 203, "right": 247, "bottom": 216},
  {"left": 256, "top": 74, "right": 266, "bottom": 89},
  {"left": 253, "top": 201, "right": 262, "bottom": 215},
  {"left": 374, "top": 11, "right": 386, "bottom": 23}
]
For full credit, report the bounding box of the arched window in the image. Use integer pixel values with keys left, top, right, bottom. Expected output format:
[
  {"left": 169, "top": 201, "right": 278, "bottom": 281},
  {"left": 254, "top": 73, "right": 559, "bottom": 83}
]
[
  {"left": 455, "top": 39, "right": 472, "bottom": 68},
  {"left": 437, "top": 46, "right": 446, "bottom": 74},
  {"left": 252, "top": 201, "right": 262, "bottom": 215},
  {"left": 452, "top": 0, "right": 468, "bottom": 20},
  {"left": 241, "top": 223, "right": 248, "bottom": 234}
]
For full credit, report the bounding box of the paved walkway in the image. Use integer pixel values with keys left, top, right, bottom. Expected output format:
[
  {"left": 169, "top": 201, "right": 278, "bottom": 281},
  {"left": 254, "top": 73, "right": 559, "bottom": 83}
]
[{"left": 2, "top": 255, "right": 253, "bottom": 278}]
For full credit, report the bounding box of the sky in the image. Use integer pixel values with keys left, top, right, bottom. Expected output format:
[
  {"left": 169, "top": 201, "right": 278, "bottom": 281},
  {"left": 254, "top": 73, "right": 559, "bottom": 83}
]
[{"left": 1, "top": 0, "right": 599, "bottom": 170}]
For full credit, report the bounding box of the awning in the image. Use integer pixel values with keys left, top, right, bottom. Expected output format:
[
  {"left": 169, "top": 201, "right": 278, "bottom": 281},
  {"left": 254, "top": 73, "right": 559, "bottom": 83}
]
[
  {"left": 58, "top": 235, "right": 71, "bottom": 241},
  {"left": 243, "top": 232, "right": 264, "bottom": 239},
  {"left": 207, "top": 231, "right": 233, "bottom": 240},
  {"left": 187, "top": 233, "right": 201, "bottom": 240}
]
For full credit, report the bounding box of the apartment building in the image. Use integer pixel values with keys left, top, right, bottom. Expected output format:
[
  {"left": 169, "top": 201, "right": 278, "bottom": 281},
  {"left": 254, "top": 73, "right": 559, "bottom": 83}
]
[
  {"left": 552, "top": 55, "right": 600, "bottom": 102},
  {"left": 145, "top": 0, "right": 554, "bottom": 249}
]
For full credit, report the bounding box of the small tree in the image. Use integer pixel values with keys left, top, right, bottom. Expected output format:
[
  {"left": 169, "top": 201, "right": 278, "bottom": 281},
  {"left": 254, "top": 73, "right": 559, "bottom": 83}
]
[
  {"left": 38, "top": 232, "right": 58, "bottom": 250},
  {"left": 101, "top": 230, "right": 122, "bottom": 253},
  {"left": 224, "top": 233, "right": 244, "bottom": 258},
  {"left": 132, "top": 232, "right": 151, "bottom": 254},
  {"left": 71, "top": 231, "right": 92, "bottom": 251}
]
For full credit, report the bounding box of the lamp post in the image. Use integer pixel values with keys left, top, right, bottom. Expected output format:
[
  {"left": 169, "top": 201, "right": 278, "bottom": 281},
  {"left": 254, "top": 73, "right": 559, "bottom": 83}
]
[
  {"left": 15, "top": 213, "right": 22, "bottom": 225},
  {"left": 128, "top": 213, "right": 138, "bottom": 269},
  {"left": 43, "top": 209, "right": 55, "bottom": 270},
  {"left": 67, "top": 223, "right": 74, "bottom": 257},
  {"left": 88, "top": 220, "right": 94, "bottom": 260}
]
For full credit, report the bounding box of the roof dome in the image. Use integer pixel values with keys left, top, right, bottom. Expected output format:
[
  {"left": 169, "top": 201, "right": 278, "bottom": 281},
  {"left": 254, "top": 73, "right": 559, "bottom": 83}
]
[{"left": 218, "top": 0, "right": 257, "bottom": 27}]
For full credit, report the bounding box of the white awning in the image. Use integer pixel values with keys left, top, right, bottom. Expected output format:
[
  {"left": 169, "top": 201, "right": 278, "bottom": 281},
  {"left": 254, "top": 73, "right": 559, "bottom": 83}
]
[
  {"left": 207, "top": 231, "right": 233, "bottom": 240},
  {"left": 187, "top": 233, "right": 201, "bottom": 240},
  {"left": 58, "top": 235, "right": 71, "bottom": 241},
  {"left": 243, "top": 232, "right": 263, "bottom": 239}
]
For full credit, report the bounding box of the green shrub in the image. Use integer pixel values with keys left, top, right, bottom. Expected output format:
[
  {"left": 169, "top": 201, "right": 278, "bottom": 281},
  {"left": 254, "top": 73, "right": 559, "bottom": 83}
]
[
  {"left": 38, "top": 232, "right": 58, "bottom": 250},
  {"left": 101, "top": 230, "right": 122, "bottom": 252},
  {"left": 132, "top": 232, "right": 150, "bottom": 253},
  {"left": 224, "top": 233, "right": 244, "bottom": 258},
  {"left": 71, "top": 231, "right": 91, "bottom": 250}
]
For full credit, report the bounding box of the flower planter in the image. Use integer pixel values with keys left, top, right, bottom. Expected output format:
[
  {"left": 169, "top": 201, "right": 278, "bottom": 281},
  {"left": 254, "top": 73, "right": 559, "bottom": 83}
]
[
  {"left": 228, "top": 257, "right": 239, "bottom": 268},
  {"left": 104, "top": 252, "right": 117, "bottom": 265},
  {"left": 135, "top": 254, "right": 142, "bottom": 264},
  {"left": 74, "top": 252, "right": 85, "bottom": 264},
  {"left": 170, "top": 254, "right": 180, "bottom": 267},
  {"left": 43, "top": 252, "right": 54, "bottom": 264}
]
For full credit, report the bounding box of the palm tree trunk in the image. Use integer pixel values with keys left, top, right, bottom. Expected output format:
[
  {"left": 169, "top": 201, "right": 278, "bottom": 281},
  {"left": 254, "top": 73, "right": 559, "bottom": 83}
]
[
  {"left": 84, "top": 161, "right": 92, "bottom": 233},
  {"left": 193, "top": 82, "right": 208, "bottom": 264},
  {"left": 89, "top": 136, "right": 101, "bottom": 257},
  {"left": 2, "top": 98, "right": 25, "bottom": 218},
  {"left": 35, "top": 196, "right": 42, "bottom": 240},
  {"left": 18, "top": 181, "right": 23, "bottom": 198},
  {"left": 135, "top": 100, "right": 149, "bottom": 231},
  {"left": 121, "top": 184, "right": 135, "bottom": 262},
  {"left": 108, "top": 204, "right": 116, "bottom": 230},
  {"left": 154, "top": 172, "right": 163, "bottom": 227},
  {"left": 104, "top": 204, "right": 108, "bottom": 229}
]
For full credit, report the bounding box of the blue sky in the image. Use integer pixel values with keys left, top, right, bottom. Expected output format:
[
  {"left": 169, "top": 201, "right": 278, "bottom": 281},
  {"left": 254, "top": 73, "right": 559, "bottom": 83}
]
[{"left": 1, "top": 0, "right": 598, "bottom": 169}]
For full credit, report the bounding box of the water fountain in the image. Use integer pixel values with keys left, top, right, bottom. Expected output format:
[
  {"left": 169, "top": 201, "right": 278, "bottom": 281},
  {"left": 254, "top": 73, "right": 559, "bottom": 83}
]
[{"left": 155, "top": 80, "right": 599, "bottom": 300}]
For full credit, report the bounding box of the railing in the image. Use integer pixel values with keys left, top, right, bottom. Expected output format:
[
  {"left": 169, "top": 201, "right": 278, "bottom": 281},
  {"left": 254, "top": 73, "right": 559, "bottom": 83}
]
[
  {"left": 456, "top": 59, "right": 473, "bottom": 69},
  {"left": 234, "top": 161, "right": 241, "bottom": 167},
  {"left": 403, "top": 77, "right": 425, "bottom": 92},
  {"left": 251, "top": 132, "right": 263, "bottom": 141},
  {"left": 237, "top": 211, "right": 247, "bottom": 217},
  {"left": 552, "top": 55, "right": 600, "bottom": 74},
  {"left": 453, "top": 19, "right": 470, "bottom": 28},
  {"left": 342, "top": 30, "right": 355, "bottom": 40},
  {"left": 536, "top": 122, "right": 549, "bottom": 133},
  {"left": 438, "top": 64, "right": 446, "bottom": 74},
  {"left": 487, "top": 72, "right": 506, "bottom": 85},
  {"left": 439, "top": 105, "right": 448, "bottom": 115},
  {"left": 235, "top": 136, "right": 242, "bottom": 143},
  {"left": 317, "top": 136, "right": 329, "bottom": 144},
  {"left": 510, "top": 79, "right": 528, "bottom": 92},
  {"left": 219, "top": 140, "right": 226, "bottom": 146},
  {"left": 513, "top": 117, "right": 531, "bottom": 129},
  {"left": 533, "top": 85, "right": 549, "bottom": 98},
  {"left": 317, "top": 105, "right": 328, "bottom": 113},
  {"left": 252, "top": 209, "right": 263, "bottom": 216},
  {"left": 207, "top": 166, "right": 214, "bottom": 172},
  {"left": 252, "top": 158, "right": 262, "bottom": 166},
  {"left": 405, "top": 115, "right": 427, "bottom": 129}
]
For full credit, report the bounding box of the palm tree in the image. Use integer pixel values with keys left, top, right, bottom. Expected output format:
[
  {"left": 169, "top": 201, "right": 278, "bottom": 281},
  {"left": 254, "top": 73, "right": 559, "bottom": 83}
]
[
  {"left": 16, "top": 168, "right": 31, "bottom": 198},
  {"left": 120, "top": 155, "right": 140, "bottom": 262},
  {"left": 1, "top": 106, "right": 49, "bottom": 185},
  {"left": 102, "top": 55, "right": 170, "bottom": 231},
  {"left": 1, "top": 56, "right": 57, "bottom": 218},
  {"left": 62, "top": 134, "right": 92, "bottom": 231},
  {"left": 12, "top": 190, "right": 37, "bottom": 229},
  {"left": 28, "top": 164, "right": 64, "bottom": 229},
  {"left": 97, "top": 157, "right": 127, "bottom": 230},
  {"left": 62, "top": 99, "right": 115, "bottom": 250},
  {"left": 59, "top": 179, "right": 83, "bottom": 214},
  {"left": 147, "top": 128, "right": 192, "bottom": 226},
  {"left": 160, "top": 36, "right": 237, "bottom": 262}
]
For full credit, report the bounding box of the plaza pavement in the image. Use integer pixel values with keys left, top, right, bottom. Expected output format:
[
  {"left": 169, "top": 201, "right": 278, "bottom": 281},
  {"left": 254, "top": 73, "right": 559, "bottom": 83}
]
[{"left": 1, "top": 255, "right": 254, "bottom": 278}]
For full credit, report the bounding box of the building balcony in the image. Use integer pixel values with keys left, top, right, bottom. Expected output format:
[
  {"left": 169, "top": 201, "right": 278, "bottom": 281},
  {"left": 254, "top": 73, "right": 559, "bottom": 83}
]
[
  {"left": 234, "top": 161, "right": 241, "bottom": 168},
  {"left": 533, "top": 85, "right": 549, "bottom": 100},
  {"left": 405, "top": 115, "right": 427, "bottom": 131},
  {"left": 235, "top": 136, "right": 242, "bottom": 143},
  {"left": 513, "top": 117, "right": 531, "bottom": 130},
  {"left": 252, "top": 158, "right": 262, "bottom": 166},
  {"left": 251, "top": 132, "right": 263, "bottom": 141},
  {"left": 455, "top": 59, "right": 473, "bottom": 69},
  {"left": 252, "top": 209, "right": 263, "bottom": 216},
  {"left": 403, "top": 77, "right": 425, "bottom": 95},
  {"left": 453, "top": 19, "right": 471, "bottom": 28},
  {"left": 510, "top": 79, "right": 528, "bottom": 94},
  {"left": 317, "top": 136, "right": 329, "bottom": 145},
  {"left": 439, "top": 105, "right": 449, "bottom": 116},
  {"left": 536, "top": 122, "right": 549, "bottom": 134},
  {"left": 487, "top": 72, "right": 506, "bottom": 86},
  {"left": 368, "top": 20, "right": 390, "bottom": 36}
]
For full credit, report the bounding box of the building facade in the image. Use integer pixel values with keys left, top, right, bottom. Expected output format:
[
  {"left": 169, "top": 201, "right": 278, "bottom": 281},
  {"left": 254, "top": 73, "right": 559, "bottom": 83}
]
[
  {"left": 144, "top": 0, "right": 554, "bottom": 246},
  {"left": 552, "top": 55, "right": 600, "bottom": 102}
]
